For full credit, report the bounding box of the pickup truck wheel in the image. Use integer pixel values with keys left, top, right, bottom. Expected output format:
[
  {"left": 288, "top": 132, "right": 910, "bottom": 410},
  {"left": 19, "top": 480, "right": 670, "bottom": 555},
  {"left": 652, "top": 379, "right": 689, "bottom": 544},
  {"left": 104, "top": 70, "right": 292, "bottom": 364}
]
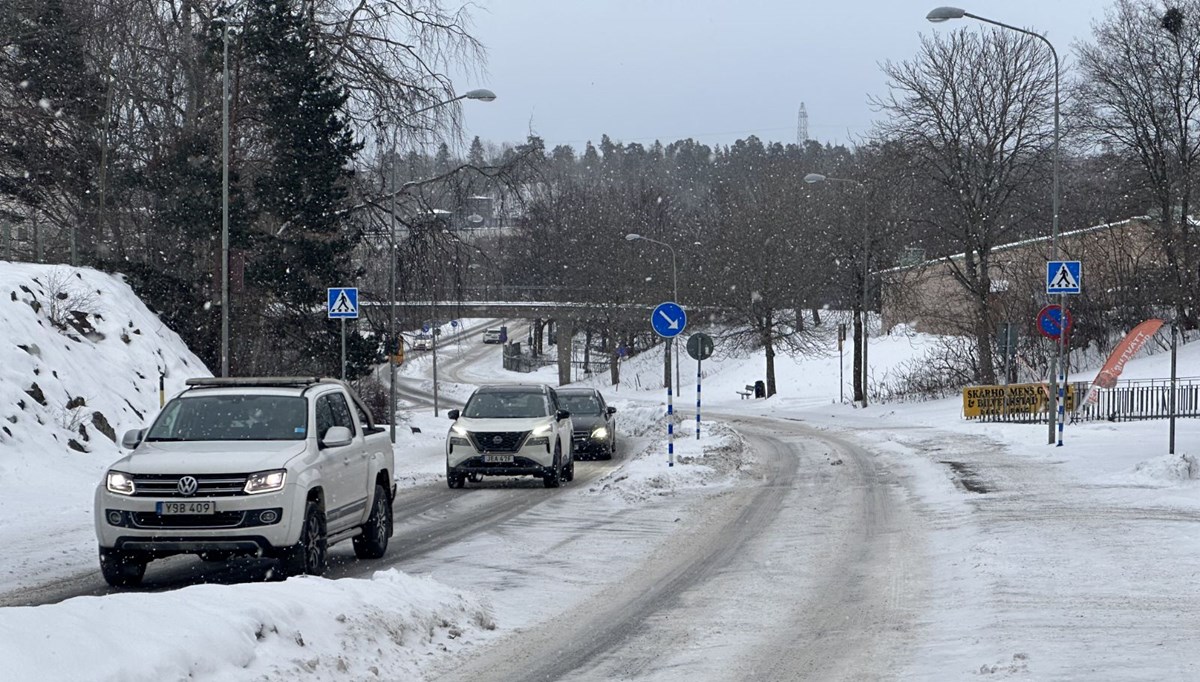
[
  {"left": 353, "top": 484, "right": 391, "bottom": 559},
  {"left": 278, "top": 502, "right": 327, "bottom": 578},
  {"left": 543, "top": 447, "right": 562, "bottom": 488},
  {"left": 99, "top": 547, "right": 147, "bottom": 587}
]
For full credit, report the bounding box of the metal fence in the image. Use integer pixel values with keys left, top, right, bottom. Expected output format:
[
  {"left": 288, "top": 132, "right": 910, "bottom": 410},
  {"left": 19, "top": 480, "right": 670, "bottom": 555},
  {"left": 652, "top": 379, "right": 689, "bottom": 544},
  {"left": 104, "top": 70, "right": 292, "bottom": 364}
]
[{"left": 969, "top": 378, "right": 1200, "bottom": 423}]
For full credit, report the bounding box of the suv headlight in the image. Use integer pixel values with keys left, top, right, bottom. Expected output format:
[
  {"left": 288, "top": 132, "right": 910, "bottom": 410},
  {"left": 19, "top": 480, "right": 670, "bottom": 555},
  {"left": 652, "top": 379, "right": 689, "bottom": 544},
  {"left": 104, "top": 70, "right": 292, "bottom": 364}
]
[
  {"left": 591, "top": 427, "right": 609, "bottom": 440},
  {"left": 451, "top": 424, "right": 469, "bottom": 436},
  {"left": 106, "top": 471, "right": 135, "bottom": 496},
  {"left": 530, "top": 423, "right": 553, "bottom": 437},
  {"left": 244, "top": 469, "right": 287, "bottom": 495}
]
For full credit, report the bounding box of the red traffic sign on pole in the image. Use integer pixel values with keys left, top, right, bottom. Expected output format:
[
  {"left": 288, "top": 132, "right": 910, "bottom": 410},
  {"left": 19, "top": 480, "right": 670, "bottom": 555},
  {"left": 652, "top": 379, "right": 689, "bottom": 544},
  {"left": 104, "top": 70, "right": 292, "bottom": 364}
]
[{"left": 1037, "top": 304, "right": 1073, "bottom": 340}]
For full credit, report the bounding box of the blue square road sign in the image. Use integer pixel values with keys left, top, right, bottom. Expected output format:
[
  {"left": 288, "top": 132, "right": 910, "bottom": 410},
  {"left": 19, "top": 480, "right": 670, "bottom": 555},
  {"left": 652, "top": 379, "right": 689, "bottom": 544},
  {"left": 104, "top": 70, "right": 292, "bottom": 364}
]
[
  {"left": 327, "top": 287, "right": 359, "bottom": 319},
  {"left": 1046, "top": 261, "right": 1082, "bottom": 295}
]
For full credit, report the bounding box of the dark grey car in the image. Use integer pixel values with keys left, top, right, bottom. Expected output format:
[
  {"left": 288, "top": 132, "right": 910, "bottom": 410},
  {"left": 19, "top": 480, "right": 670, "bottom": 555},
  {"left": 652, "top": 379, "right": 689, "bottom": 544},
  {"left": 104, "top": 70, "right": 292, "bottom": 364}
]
[{"left": 557, "top": 388, "right": 617, "bottom": 460}]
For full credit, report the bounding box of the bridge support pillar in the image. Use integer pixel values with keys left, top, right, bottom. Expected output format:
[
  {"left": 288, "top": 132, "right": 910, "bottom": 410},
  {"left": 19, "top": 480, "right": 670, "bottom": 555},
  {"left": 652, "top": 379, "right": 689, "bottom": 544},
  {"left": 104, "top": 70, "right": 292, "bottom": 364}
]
[{"left": 557, "top": 320, "right": 575, "bottom": 386}]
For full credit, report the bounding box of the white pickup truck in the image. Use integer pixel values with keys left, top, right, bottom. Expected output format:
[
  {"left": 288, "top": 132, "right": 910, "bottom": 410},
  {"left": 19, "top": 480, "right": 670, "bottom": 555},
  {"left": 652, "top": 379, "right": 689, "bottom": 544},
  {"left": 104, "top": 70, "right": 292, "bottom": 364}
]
[{"left": 94, "top": 377, "right": 395, "bottom": 586}]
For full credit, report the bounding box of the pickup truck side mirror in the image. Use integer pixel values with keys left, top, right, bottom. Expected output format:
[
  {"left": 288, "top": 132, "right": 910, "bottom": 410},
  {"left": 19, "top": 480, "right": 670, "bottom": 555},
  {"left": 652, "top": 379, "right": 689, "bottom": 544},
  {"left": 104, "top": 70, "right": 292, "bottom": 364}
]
[
  {"left": 121, "top": 428, "right": 146, "bottom": 449},
  {"left": 447, "top": 409, "right": 460, "bottom": 420},
  {"left": 606, "top": 406, "right": 617, "bottom": 415},
  {"left": 556, "top": 409, "right": 571, "bottom": 421},
  {"left": 320, "top": 426, "right": 353, "bottom": 449}
]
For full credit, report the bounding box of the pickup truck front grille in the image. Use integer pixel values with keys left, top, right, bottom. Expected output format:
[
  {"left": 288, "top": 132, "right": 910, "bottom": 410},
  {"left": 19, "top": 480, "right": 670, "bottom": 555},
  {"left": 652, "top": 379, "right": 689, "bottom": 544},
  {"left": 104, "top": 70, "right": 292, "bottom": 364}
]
[
  {"left": 130, "top": 473, "right": 251, "bottom": 497},
  {"left": 468, "top": 431, "right": 529, "bottom": 453},
  {"left": 130, "top": 511, "right": 248, "bottom": 529}
]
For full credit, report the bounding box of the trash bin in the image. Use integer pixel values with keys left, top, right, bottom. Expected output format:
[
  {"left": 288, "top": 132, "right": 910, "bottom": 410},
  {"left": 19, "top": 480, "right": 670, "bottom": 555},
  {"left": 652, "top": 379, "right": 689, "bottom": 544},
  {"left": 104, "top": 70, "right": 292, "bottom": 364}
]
[{"left": 754, "top": 380, "right": 766, "bottom": 398}]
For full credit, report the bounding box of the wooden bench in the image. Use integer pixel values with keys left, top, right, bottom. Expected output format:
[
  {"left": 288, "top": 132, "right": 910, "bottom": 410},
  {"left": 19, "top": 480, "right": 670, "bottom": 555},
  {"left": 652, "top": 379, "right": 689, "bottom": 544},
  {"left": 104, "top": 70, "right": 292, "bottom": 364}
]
[{"left": 737, "top": 384, "right": 754, "bottom": 399}]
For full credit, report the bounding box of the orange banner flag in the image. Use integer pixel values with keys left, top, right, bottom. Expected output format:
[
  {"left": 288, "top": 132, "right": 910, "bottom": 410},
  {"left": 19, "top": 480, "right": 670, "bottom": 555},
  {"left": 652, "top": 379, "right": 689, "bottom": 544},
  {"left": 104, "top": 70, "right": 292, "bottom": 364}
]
[{"left": 1084, "top": 318, "right": 1164, "bottom": 405}]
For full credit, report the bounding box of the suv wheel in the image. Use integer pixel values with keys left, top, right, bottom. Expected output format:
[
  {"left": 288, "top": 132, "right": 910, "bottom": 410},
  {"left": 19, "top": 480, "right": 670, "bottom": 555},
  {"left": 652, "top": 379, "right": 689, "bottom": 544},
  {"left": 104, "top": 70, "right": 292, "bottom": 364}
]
[
  {"left": 99, "top": 547, "right": 147, "bottom": 587},
  {"left": 447, "top": 467, "right": 466, "bottom": 489},
  {"left": 564, "top": 451, "right": 575, "bottom": 482},
  {"left": 353, "top": 484, "right": 392, "bottom": 559},
  {"left": 543, "top": 446, "right": 562, "bottom": 488},
  {"left": 278, "top": 501, "right": 327, "bottom": 578}
]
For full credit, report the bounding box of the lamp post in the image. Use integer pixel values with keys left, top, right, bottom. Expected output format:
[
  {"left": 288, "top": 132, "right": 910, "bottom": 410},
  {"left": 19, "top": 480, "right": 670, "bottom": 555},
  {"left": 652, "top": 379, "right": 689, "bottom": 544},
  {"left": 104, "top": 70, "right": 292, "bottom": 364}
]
[
  {"left": 625, "top": 233, "right": 681, "bottom": 396},
  {"left": 386, "top": 89, "right": 495, "bottom": 437},
  {"left": 221, "top": 15, "right": 232, "bottom": 377},
  {"left": 926, "top": 6, "right": 1063, "bottom": 445},
  {"left": 805, "top": 173, "right": 871, "bottom": 407}
]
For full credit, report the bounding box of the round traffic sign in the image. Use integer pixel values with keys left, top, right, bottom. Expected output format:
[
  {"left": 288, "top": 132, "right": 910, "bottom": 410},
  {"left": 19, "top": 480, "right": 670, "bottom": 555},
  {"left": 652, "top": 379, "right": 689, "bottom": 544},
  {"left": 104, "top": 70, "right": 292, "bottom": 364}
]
[
  {"left": 651, "top": 301, "right": 687, "bottom": 338},
  {"left": 450, "top": 319, "right": 459, "bottom": 328},
  {"left": 421, "top": 323, "right": 431, "bottom": 333},
  {"left": 686, "top": 332, "right": 714, "bottom": 360},
  {"left": 1037, "top": 305, "right": 1073, "bottom": 340}
]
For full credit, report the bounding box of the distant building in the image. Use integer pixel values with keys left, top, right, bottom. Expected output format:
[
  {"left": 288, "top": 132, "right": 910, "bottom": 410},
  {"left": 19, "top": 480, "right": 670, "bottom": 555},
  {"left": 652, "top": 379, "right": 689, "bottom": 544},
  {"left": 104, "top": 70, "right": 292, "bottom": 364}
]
[{"left": 880, "top": 218, "right": 1161, "bottom": 336}]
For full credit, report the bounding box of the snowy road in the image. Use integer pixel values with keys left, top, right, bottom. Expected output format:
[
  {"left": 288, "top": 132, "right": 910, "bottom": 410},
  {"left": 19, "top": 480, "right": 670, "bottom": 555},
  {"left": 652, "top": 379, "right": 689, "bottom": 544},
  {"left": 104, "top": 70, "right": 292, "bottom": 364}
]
[{"left": 428, "top": 415, "right": 927, "bottom": 682}]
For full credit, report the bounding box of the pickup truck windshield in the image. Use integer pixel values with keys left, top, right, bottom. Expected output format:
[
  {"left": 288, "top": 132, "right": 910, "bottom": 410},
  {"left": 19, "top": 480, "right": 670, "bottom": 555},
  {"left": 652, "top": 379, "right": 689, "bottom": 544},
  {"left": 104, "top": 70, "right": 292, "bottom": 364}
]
[
  {"left": 462, "top": 393, "right": 548, "bottom": 419},
  {"left": 146, "top": 395, "right": 308, "bottom": 442}
]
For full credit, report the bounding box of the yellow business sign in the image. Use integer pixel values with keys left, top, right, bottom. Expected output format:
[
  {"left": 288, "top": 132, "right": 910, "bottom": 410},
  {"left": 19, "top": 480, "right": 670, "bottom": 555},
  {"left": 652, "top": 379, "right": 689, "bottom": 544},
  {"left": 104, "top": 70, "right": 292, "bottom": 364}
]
[{"left": 962, "top": 383, "right": 1075, "bottom": 418}]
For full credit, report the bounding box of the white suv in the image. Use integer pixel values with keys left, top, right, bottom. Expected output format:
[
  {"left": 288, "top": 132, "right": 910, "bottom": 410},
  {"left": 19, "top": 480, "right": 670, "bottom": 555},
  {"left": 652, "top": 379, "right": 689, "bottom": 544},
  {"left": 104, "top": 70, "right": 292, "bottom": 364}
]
[{"left": 446, "top": 384, "right": 574, "bottom": 488}]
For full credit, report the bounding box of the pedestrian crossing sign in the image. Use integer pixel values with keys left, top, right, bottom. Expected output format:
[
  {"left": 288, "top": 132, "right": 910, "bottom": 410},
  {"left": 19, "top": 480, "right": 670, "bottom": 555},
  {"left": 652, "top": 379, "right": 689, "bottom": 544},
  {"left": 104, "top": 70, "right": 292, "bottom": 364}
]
[
  {"left": 1046, "top": 261, "right": 1082, "bottom": 295},
  {"left": 327, "top": 287, "right": 359, "bottom": 319}
]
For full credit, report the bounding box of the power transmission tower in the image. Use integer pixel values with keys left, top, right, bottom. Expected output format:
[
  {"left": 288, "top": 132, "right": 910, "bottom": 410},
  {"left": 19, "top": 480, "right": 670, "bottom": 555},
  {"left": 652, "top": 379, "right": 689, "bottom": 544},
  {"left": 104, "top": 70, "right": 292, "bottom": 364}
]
[{"left": 797, "top": 102, "right": 809, "bottom": 144}]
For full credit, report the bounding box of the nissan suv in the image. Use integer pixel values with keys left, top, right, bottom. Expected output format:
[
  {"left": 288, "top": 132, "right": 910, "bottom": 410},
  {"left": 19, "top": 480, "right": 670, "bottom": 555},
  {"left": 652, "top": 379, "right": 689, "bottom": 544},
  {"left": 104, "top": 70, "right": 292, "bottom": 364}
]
[{"left": 445, "top": 384, "right": 574, "bottom": 488}]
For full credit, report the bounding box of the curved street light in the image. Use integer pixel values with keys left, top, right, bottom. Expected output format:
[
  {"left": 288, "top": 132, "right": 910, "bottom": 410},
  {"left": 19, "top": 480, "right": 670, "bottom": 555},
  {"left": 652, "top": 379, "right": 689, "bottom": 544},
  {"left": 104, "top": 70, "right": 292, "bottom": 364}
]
[
  {"left": 387, "top": 89, "right": 496, "bottom": 437},
  {"left": 926, "top": 6, "right": 1063, "bottom": 446}
]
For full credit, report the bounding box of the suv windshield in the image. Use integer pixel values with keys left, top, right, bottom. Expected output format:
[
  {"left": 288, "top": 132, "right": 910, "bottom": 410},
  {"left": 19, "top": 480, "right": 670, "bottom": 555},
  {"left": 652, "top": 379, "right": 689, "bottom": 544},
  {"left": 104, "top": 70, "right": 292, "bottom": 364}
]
[
  {"left": 559, "top": 394, "right": 600, "bottom": 414},
  {"left": 462, "top": 392, "right": 549, "bottom": 419},
  {"left": 146, "top": 395, "right": 308, "bottom": 442}
]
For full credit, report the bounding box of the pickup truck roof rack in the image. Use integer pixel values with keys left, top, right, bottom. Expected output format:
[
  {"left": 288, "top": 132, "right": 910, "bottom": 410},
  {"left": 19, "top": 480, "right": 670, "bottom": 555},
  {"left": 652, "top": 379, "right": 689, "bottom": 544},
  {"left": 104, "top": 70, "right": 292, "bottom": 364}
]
[{"left": 185, "top": 377, "right": 324, "bottom": 388}]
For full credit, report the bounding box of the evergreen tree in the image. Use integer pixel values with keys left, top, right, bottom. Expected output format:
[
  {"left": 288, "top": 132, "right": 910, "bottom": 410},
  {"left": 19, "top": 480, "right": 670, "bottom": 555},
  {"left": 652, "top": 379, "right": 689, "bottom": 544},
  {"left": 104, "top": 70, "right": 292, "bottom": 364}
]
[{"left": 468, "top": 135, "right": 486, "bottom": 166}]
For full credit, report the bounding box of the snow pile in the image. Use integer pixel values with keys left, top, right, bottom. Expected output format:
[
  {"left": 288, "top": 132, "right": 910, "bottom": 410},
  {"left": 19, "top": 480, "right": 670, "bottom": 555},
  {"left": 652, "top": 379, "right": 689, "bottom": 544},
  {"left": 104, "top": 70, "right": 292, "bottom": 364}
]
[
  {"left": 0, "top": 569, "right": 495, "bottom": 682},
  {"left": 1130, "top": 453, "right": 1200, "bottom": 484},
  {"left": 590, "top": 419, "right": 750, "bottom": 502}
]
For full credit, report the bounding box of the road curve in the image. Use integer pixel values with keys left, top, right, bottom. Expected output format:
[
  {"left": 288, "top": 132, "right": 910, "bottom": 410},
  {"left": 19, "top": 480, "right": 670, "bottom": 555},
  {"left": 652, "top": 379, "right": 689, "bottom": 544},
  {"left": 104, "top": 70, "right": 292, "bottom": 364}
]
[{"left": 428, "top": 414, "right": 928, "bottom": 682}]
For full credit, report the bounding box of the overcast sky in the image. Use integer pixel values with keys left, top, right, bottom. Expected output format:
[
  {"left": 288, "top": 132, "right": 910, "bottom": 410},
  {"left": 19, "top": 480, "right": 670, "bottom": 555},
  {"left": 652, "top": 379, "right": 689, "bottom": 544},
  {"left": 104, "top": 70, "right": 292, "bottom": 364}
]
[{"left": 455, "top": 0, "right": 1110, "bottom": 151}]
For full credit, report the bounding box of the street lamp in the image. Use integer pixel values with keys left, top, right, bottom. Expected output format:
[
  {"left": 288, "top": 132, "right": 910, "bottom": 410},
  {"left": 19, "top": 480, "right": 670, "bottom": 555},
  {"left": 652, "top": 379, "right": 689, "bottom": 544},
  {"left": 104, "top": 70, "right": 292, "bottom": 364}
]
[
  {"left": 805, "top": 173, "right": 871, "bottom": 407},
  {"left": 626, "top": 233, "right": 682, "bottom": 397},
  {"left": 387, "top": 89, "right": 496, "bottom": 437},
  {"left": 926, "top": 6, "right": 1063, "bottom": 446}
]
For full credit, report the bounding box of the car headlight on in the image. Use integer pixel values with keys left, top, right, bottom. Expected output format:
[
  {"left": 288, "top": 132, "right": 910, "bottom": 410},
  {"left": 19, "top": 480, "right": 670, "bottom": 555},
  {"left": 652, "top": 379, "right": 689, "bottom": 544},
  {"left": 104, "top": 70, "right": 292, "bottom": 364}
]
[
  {"left": 106, "top": 471, "right": 135, "bottom": 496},
  {"left": 530, "top": 423, "right": 553, "bottom": 437},
  {"left": 591, "top": 427, "right": 609, "bottom": 440},
  {"left": 244, "top": 469, "right": 287, "bottom": 495},
  {"left": 451, "top": 424, "right": 469, "bottom": 436}
]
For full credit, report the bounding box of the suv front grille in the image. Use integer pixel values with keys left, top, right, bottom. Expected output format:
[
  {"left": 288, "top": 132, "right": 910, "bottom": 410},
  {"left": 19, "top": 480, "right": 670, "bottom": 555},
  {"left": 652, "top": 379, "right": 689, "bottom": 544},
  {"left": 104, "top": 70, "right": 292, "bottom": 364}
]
[
  {"left": 130, "top": 473, "right": 251, "bottom": 498},
  {"left": 469, "top": 431, "right": 530, "bottom": 453}
]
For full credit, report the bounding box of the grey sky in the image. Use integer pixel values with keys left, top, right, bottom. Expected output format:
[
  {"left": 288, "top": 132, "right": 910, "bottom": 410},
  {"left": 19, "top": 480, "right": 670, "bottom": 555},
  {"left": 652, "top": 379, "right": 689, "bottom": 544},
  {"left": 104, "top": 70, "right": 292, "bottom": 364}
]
[{"left": 456, "top": 0, "right": 1108, "bottom": 151}]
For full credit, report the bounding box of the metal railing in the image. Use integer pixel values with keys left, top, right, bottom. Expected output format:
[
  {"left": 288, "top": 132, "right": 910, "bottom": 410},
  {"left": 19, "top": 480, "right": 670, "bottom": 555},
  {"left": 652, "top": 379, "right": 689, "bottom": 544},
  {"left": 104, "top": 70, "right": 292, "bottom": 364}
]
[{"left": 968, "top": 378, "right": 1200, "bottom": 423}]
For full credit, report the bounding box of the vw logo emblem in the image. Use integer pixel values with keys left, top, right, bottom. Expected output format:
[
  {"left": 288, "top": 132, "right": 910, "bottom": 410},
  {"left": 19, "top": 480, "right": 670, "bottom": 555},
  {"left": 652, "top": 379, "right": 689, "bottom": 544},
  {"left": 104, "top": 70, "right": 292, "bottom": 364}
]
[
  {"left": 177, "top": 476, "right": 199, "bottom": 496},
  {"left": 492, "top": 435, "right": 504, "bottom": 445}
]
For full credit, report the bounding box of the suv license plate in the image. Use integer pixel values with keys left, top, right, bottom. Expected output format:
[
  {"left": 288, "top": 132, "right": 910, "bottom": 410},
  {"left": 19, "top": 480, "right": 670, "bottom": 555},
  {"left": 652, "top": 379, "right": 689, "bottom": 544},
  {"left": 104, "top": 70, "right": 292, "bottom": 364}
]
[
  {"left": 483, "top": 454, "right": 514, "bottom": 463},
  {"left": 156, "top": 501, "right": 216, "bottom": 515}
]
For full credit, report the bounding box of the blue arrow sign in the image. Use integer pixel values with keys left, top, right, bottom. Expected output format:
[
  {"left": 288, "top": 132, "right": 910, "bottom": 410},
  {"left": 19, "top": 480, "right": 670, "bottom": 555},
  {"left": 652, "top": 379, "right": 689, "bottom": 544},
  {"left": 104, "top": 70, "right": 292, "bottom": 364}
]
[
  {"left": 1047, "top": 261, "right": 1082, "bottom": 295},
  {"left": 327, "top": 287, "right": 359, "bottom": 319},
  {"left": 651, "top": 301, "right": 687, "bottom": 338}
]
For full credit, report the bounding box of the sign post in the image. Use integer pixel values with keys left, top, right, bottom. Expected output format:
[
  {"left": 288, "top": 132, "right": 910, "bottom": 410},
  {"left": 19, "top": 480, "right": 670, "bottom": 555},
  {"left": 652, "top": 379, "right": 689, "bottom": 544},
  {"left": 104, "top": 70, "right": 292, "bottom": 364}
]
[
  {"left": 838, "top": 323, "right": 847, "bottom": 403},
  {"left": 686, "top": 332, "right": 714, "bottom": 440},
  {"left": 1044, "top": 261, "right": 1082, "bottom": 448},
  {"left": 651, "top": 302, "right": 687, "bottom": 466},
  {"left": 327, "top": 287, "right": 359, "bottom": 380}
]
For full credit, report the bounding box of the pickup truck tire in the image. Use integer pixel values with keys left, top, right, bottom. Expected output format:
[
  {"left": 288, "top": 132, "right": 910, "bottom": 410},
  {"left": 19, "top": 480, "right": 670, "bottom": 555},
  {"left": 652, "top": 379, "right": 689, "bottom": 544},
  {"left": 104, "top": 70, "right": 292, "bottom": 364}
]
[
  {"left": 353, "top": 484, "right": 392, "bottom": 559},
  {"left": 278, "top": 501, "right": 327, "bottom": 578},
  {"left": 99, "top": 547, "right": 147, "bottom": 587},
  {"left": 543, "top": 446, "right": 563, "bottom": 488}
]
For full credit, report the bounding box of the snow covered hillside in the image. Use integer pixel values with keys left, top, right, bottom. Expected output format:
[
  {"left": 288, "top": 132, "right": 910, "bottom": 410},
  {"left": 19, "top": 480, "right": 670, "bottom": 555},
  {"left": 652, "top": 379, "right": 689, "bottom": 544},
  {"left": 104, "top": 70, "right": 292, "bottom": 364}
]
[{"left": 0, "top": 263, "right": 208, "bottom": 586}]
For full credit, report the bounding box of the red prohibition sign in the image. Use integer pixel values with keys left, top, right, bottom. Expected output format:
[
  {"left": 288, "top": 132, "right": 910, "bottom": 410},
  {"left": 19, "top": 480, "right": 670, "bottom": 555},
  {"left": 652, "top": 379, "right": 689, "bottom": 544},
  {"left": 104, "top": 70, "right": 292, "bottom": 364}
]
[{"left": 1037, "top": 304, "right": 1073, "bottom": 340}]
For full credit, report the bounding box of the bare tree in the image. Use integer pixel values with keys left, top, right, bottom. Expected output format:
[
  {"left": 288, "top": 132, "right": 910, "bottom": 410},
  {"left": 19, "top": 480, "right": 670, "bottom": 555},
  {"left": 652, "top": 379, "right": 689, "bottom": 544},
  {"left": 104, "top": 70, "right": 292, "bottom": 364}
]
[
  {"left": 1075, "top": 0, "right": 1200, "bottom": 327},
  {"left": 871, "top": 28, "right": 1056, "bottom": 384}
]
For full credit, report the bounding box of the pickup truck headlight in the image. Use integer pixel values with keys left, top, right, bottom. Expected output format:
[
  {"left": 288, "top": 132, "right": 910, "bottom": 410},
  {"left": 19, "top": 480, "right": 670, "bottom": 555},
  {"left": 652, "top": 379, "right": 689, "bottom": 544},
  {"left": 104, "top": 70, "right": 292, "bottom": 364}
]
[
  {"left": 106, "top": 471, "right": 135, "bottom": 496},
  {"left": 244, "top": 469, "right": 287, "bottom": 495},
  {"left": 591, "top": 427, "right": 609, "bottom": 440}
]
